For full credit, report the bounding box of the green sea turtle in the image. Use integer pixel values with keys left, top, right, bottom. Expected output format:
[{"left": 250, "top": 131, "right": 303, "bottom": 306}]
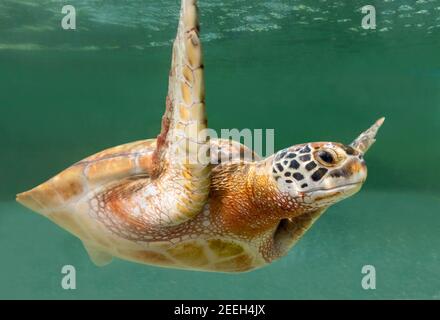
[{"left": 16, "top": 0, "right": 384, "bottom": 272}]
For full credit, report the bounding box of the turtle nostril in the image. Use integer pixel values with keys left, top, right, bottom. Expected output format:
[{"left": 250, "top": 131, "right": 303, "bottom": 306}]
[{"left": 343, "top": 145, "right": 356, "bottom": 155}]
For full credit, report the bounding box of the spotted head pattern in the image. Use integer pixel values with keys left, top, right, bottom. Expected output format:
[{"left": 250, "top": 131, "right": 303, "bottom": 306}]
[{"left": 271, "top": 141, "right": 368, "bottom": 207}]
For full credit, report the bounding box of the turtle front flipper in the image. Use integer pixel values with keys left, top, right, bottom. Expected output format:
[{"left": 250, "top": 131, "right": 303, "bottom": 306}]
[
  {"left": 151, "top": 0, "right": 210, "bottom": 225},
  {"left": 271, "top": 208, "right": 327, "bottom": 259}
]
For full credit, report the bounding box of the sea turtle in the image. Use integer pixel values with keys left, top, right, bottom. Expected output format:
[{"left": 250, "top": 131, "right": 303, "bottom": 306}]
[{"left": 16, "top": 0, "right": 384, "bottom": 273}]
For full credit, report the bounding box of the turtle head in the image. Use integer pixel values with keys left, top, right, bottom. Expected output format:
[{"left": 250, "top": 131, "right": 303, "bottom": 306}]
[{"left": 271, "top": 118, "right": 384, "bottom": 209}]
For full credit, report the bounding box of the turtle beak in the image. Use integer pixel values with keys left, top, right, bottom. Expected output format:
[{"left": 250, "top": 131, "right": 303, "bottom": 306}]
[{"left": 350, "top": 117, "right": 385, "bottom": 154}]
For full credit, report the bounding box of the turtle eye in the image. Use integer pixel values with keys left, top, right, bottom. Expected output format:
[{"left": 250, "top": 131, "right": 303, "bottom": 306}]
[{"left": 315, "top": 149, "right": 338, "bottom": 166}]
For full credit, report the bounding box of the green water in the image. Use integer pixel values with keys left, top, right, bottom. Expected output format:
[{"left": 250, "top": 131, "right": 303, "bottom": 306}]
[{"left": 1, "top": 0, "right": 439, "bottom": 299}]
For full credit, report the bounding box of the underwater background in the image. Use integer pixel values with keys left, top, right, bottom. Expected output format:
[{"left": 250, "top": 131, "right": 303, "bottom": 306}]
[{"left": 0, "top": 0, "right": 439, "bottom": 299}]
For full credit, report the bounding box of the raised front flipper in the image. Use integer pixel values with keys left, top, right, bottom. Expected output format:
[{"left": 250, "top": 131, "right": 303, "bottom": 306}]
[
  {"left": 16, "top": 0, "right": 210, "bottom": 237},
  {"left": 151, "top": 0, "right": 210, "bottom": 225}
]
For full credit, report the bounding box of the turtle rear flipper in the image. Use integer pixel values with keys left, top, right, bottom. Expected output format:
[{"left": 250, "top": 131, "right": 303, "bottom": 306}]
[{"left": 83, "top": 242, "right": 113, "bottom": 267}]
